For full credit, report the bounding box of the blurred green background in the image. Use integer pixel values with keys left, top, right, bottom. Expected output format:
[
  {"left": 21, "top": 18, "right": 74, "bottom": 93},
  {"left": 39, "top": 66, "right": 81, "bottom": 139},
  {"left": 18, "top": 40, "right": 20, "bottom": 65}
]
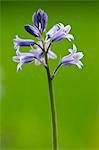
[{"left": 0, "top": 0, "right": 99, "bottom": 149}]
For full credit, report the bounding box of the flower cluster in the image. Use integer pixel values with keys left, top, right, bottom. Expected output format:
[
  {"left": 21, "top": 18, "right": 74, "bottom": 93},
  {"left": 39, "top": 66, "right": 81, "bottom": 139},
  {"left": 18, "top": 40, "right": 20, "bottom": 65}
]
[{"left": 13, "top": 8, "right": 84, "bottom": 73}]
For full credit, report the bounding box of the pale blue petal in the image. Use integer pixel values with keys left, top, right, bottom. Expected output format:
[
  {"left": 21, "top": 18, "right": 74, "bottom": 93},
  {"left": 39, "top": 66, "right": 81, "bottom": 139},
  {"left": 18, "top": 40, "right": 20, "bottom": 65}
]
[
  {"left": 73, "top": 44, "right": 77, "bottom": 52},
  {"left": 17, "top": 63, "right": 23, "bottom": 72},
  {"left": 65, "top": 34, "right": 74, "bottom": 41},
  {"left": 73, "top": 52, "right": 84, "bottom": 59},
  {"left": 12, "top": 56, "right": 20, "bottom": 62},
  {"left": 64, "top": 25, "right": 71, "bottom": 34},
  {"left": 48, "top": 50, "right": 57, "bottom": 59}
]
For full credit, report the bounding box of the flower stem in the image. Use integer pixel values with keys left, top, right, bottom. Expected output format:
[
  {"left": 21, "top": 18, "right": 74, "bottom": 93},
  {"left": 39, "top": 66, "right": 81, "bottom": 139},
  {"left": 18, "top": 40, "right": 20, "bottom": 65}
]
[
  {"left": 51, "top": 63, "right": 61, "bottom": 80},
  {"left": 44, "top": 51, "right": 58, "bottom": 150},
  {"left": 47, "top": 67, "right": 58, "bottom": 150}
]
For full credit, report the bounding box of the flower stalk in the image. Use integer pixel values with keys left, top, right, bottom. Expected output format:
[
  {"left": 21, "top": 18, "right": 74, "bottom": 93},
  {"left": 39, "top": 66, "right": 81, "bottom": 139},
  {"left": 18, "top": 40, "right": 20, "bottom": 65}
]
[
  {"left": 51, "top": 63, "right": 62, "bottom": 80},
  {"left": 46, "top": 70, "right": 57, "bottom": 150},
  {"left": 43, "top": 41, "right": 58, "bottom": 150},
  {"left": 12, "top": 8, "right": 84, "bottom": 150}
]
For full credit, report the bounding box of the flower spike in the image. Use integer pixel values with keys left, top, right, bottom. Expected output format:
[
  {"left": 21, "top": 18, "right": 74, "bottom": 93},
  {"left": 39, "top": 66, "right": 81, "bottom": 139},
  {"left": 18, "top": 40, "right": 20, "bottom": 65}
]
[{"left": 12, "top": 8, "right": 84, "bottom": 150}]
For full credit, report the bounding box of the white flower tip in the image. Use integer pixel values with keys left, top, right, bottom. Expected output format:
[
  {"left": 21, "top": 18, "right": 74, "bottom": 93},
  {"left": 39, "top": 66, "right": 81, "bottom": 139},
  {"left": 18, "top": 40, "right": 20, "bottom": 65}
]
[
  {"left": 64, "top": 25, "right": 71, "bottom": 33},
  {"left": 68, "top": 48, "right": 73, "bottom": 53},
  {"left": 58, "top": 23, "right": 64, "bottom": 28},
  {"left": 80, "top": 52, "right": 84, "bottom": 59},
  {"left": 66, "top": 24, "right": 71, "bottom": 29},
  {"left": 73, "top": 44, "right": 77, "bottom": 51},
  {"left": 71, "top": 35, "right": 74, "bottom": 40},
  {"left": 16, "top": 35, "right": 18, "bottom": 38},
  {"left": 12, "top": 56, "right": 16, "bottom": 62},
  {"left": 76, "top": 60, "right": 83, "bottom": 69},
  {"left": 65, "top": 34, "right": 74, "bottom": 41},
  {"left": 14, "top": 35, "right": 19, "bottom": 41},
  {"left": 78, "top": 65, "right": 83, "bottom": 69},
  {"left": 13, "top": 35, "right": 20, "bottom": 50},
  {"left": 78, "top": 66, "right": 82, "bottom": 69},
  {"left": 17, "top": 63, "right": 22, "bottom": 72}
]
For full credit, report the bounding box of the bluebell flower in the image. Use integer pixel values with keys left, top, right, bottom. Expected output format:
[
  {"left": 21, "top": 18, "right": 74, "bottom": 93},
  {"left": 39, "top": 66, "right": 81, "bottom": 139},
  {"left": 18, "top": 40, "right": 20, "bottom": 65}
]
[
  {"left": 13, "top": 35, "right": 35, "bottom": 50},
  {"left": 24, "top": 25, "right": 41, "bottom": 38},
  {"left": 61, "top": 44, "right": 84, "bottom": 69},
  {"left": 13, "top": 8, "right": 84, "bottom": 73},
  {"left": 30, "top": 41, "right": 57, "bottom": 65},
  {"left": 46, "top": 23, "right": 74, "bottom": 42},
  {"left": 32, "top": 8, "right": 48, "bottom": 33},
  {"left": 12, "top": 50, "right": 35, "bottom": 72},
  {"left": 46, "top": 23, "right": 64, "bottom": 38},
  {"left": 12, "top": 9, "right": 84, "bottom": 150}
]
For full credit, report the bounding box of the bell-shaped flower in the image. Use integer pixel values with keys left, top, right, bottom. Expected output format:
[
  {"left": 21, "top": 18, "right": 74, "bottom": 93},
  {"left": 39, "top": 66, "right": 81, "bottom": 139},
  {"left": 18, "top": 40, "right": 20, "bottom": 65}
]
[
  {"left": 46, "top": 23, "right": 74, "bottom": 42},
  {"left": 51, "top": 31, "right": 66, "bottom": 42},
  {"left": 13, "top": 35, "right": 35, "bottom": 50},
  {"left": 30, "top": 41, "right": 57, "bottom": 66},
  {"left": 61, "top": 44, "right": 84, "bottom": 69},
  {"left": 12, "top": 50, "right": 35, "bottom": 72},
  {"left": 24, "top": 25, "right": 41, "bottom": 38},
  {"left": 46, "top": 23, "right": 64, "bottom": 38},
  {"left": 32, "top": 8, "right": 48, "bottom": 33}
]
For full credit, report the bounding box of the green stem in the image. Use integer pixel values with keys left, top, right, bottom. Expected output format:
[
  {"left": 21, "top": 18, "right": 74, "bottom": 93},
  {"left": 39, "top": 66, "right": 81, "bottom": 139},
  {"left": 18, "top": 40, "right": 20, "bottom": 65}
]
[
  {"left": 51, "top": 63, "right": 61, "bottom": 80},
  {"left": 47, "top": 70, "right": 57, "bottom": 150},
  {"left": 43, "top": 41, "right": 58, "bottom": 150}
]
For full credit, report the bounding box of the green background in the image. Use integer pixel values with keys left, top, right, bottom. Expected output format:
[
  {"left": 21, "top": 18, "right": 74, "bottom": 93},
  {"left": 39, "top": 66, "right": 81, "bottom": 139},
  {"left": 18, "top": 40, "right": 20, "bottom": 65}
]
[{"left": 0, "top": 0, "right": 99, "bottom": 149}]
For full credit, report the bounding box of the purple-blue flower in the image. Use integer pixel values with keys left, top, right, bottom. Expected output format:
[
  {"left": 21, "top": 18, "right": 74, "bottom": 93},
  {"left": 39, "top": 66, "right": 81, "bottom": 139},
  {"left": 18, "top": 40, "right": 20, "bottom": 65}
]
[
  {"left": 12, "top": 50, "right": 35, "bottom": 72},
  {"left": 32, "top": 8, "right": 48, "bottom": 33},
  {"left": 24, "top": 25, "right": 41, "bottom": 38},
  {"left": 12, "top": 8, "right": 84, "bottom": 73},
  {"left": 61, "top": 44, "right": 84, "bottom": 69},
  {"left": 13, "top": 35, "right": 35, "bottom": 50},
  {"left": 12, "top": 8, "right": 84, "bottom": 150},
  {"left": 24, "top": 9, "right": 47, "bottom": 38},
  {"left": 46, "top": 23, "right": 74, "bottom": 42}
]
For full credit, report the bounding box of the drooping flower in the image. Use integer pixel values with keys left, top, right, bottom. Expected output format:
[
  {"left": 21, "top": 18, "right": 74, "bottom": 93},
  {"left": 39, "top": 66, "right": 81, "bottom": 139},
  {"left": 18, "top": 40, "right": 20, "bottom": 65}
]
[
  {"left": 24, "top": 25, "right": 41, "bottom": 38},
  {"left": 61, "top": 44, "right": 84, "bottom": 69},
  {"left": 32, "top": 8, "right": 48, "bottom": 33},
  {"left": 30, "top": 41, "right": 57, "bottom": 65},
  {"left": 13, "top": 35, "right": 35, "bottom": 50},
  {"left": 46, "top": 23, "right": 74, "bottom": 42},
  {"left": 12, "top": 50, "right": 35, "bottom": 72},
  {"left": 46, "top": 23, "right": 64, "bottom": 38}
]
